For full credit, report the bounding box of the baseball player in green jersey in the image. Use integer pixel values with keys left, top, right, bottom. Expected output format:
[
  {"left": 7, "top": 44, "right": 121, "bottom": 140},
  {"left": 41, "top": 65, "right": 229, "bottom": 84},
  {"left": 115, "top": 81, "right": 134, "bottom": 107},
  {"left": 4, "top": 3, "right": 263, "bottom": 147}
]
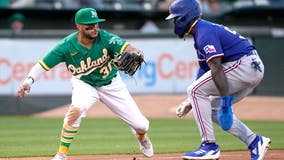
[{"left": 16, "top": 8, "right": 154, "bottom": 160}]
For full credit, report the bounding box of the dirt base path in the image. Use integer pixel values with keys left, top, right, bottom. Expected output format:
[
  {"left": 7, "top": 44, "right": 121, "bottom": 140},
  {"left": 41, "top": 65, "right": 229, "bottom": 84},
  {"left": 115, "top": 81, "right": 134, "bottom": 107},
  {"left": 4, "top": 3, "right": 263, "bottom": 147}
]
[
  {"left": 34, "top": 95, "right": 284, "bottom": 121},
  {"left": 14, "top": 95, "right": 284, "bottom": 160},
  {"left": 1, "top": 150, "right": 284, "bottom": 160}
]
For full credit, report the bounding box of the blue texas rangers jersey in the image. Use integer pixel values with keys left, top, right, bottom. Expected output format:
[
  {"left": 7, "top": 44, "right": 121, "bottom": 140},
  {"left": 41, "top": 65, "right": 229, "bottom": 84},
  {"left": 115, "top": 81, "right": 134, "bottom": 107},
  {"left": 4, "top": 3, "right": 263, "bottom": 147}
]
[{"left": 193, "top": 19, "right": 256, "bottom": 79}]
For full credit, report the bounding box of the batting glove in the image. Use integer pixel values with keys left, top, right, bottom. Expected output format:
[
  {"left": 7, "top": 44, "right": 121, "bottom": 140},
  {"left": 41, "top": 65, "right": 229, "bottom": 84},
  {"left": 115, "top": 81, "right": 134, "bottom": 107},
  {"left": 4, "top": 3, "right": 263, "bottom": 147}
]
[{"left": 176, "top": 98, "right": 192, "bottom": 118}]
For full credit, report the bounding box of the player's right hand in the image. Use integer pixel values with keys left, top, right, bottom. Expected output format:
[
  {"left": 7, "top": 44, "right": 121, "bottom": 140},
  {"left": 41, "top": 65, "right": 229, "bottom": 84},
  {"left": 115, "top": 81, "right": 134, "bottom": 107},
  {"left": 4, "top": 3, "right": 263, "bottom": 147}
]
[
  {"left": 16, "top": 84, "right": 31, "bottom": 98},
  {"left": 176, "top": 98, "right": 192, "bottom": 118}
]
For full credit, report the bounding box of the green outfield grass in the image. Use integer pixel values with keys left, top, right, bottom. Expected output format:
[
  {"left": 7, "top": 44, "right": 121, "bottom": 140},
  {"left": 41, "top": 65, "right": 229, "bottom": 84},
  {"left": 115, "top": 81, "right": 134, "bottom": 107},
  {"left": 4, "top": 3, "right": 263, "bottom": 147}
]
[{"left": 0, "top": 117, "right": 283, "bottom": 158}]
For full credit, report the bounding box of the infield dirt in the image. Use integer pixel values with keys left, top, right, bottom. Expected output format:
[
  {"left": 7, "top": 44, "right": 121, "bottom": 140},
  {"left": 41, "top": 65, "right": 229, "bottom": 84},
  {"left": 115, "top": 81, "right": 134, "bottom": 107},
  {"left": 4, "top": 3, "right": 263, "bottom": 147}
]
[{"left": 34, "top": 95, "right": 284, "bottom": 121}]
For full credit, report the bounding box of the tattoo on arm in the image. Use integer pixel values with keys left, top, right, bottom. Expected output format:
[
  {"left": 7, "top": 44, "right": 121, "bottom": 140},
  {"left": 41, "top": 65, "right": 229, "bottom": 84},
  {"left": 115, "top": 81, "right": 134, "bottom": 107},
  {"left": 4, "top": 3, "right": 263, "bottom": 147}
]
[{"left": 207, "top": 57, "right": 229, "bottom": 96}]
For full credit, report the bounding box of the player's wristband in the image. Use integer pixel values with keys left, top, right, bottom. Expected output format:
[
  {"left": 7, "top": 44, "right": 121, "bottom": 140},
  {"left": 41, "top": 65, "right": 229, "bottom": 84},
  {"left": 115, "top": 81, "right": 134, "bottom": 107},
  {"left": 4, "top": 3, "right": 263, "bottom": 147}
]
[{"left": 23, "top": 76, "right": 34, "bottom": 85}]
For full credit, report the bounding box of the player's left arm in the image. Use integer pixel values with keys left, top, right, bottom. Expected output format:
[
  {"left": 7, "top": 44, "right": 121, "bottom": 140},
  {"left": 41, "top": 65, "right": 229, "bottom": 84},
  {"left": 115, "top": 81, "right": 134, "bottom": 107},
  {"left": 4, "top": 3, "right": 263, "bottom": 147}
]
[
  {"left": 125, "top": 44, "right": 144, "bottom": 57},
  {"left": 209, "top": 56, "right": 235, "bottom": 131},
  {"left": 113, "top": 43, "right": 145, "bottom": 76},
  {"left": 125, "top": 44, "right": 140, "bottom": 52},
  {"left": 207, "top": 56, "right": 229, "bottom": 96},
  {"left": 202, "top": 30, "right": 229, "bottom": 96}
]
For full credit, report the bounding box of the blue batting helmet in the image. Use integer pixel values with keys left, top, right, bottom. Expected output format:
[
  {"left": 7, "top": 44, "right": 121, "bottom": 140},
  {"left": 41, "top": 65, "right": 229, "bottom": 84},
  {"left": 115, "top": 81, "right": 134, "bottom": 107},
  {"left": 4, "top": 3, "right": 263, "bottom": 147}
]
[{"left": 166, "top": 0, "right": 201, "bottom": 38}]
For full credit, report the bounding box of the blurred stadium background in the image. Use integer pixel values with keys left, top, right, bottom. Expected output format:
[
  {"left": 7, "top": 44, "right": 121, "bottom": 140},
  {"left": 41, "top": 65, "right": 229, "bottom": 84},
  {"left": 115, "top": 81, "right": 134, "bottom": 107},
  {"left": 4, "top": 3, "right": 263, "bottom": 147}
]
[{"left": 0, "top": 0, "right": 284, "bottom": 115}]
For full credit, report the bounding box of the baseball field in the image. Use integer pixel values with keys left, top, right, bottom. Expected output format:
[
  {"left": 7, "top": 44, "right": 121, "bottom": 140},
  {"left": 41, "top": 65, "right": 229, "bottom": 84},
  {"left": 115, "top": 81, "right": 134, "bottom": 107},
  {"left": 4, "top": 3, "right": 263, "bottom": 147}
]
[{"left": 1, "top": 95, "right": 284, "bottom": 160}]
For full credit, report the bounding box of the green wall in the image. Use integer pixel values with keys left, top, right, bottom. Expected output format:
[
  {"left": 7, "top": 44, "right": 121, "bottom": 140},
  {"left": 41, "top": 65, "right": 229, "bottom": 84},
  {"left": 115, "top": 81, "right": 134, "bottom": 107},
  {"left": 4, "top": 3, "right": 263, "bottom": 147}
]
[{"left": 254, "top": 38, "right": 284, "bottom": 95}]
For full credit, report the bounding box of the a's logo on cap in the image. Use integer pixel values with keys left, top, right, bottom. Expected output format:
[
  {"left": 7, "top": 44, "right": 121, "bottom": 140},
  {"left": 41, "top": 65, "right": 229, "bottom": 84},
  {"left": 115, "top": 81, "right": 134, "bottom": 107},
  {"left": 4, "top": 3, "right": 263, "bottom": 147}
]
[{"left": 91, "top": 11, "right": 97, "bottom": 18}]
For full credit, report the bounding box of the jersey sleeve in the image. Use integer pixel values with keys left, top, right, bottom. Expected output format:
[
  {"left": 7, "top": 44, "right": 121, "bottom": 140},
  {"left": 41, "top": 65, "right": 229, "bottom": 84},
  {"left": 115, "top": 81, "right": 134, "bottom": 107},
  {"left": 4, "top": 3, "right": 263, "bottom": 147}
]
[
  {"left": 198, "top": 28, "right": 224, "bottom": 63},
  {"left": 39, "top": 42, "right": 65, "bottom": 71},
  {"left": 102, "top": 30, "right": 128, "bottom": 56}
]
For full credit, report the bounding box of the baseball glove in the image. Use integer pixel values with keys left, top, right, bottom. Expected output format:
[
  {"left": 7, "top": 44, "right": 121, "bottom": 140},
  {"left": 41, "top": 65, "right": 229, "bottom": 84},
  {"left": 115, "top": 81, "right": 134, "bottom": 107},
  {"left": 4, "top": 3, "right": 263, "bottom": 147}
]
[{"left": 113, "top": 51, "right": 145, "bottom": 76}]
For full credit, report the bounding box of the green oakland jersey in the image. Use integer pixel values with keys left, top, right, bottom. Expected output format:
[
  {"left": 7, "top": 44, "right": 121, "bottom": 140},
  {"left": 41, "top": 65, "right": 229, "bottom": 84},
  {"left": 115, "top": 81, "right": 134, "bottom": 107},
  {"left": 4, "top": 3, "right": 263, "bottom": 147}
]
[{"left": 39, "top": 29, "right": 129, "bottom": 87}]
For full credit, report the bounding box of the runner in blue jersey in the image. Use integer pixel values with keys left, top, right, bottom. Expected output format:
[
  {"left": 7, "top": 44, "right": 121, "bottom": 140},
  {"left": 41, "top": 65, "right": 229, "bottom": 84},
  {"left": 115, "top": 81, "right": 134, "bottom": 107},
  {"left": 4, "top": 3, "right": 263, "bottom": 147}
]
[{"left": 166, "top": 0, "right": 271, "bottom": 160}]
